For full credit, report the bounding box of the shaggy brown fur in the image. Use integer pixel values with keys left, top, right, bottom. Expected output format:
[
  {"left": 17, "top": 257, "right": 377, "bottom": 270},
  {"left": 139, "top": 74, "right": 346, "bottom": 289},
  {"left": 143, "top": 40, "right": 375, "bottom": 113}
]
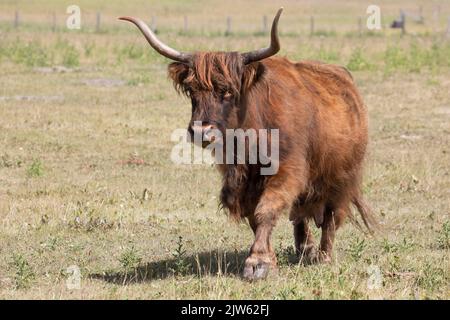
[{"left": 168, "top": 52, "right": 375, "bottom": 280}]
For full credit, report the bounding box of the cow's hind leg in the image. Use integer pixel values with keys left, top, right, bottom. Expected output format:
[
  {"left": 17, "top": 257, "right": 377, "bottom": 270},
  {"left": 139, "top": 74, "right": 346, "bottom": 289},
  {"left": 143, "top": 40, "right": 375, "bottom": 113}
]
[
  {"left": 318, "top": 205, "right": 347, "bottom": 263},
  {"left": 293, "top": 219, "right": 318, "bottom": 264},
  {"left": 289, "top": 199, "right": 323, "bottom": 263}
]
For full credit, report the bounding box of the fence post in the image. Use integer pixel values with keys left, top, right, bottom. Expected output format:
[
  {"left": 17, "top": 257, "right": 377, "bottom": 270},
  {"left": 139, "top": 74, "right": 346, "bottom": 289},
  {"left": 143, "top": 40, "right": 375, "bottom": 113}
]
[
  {"left": 433, "top": 5, "right": 441, "bottom": 33},
  {"left": 184, "top": 15, "right": 188, "bottom": 33},
  {"left": 418, "top": 6, "right": 424, "bottom": 24},
  {"left": 358, "top": 16, "right": 362, "bottom": 36},
  {"left": 151, "top": 16, "right": 157, "bottom": 33},
  {"left": 310, "top": 16, "right": 314, "bottom": 36},
  {"left": 262, "top": 15, "right": 268, "bottom": 33},
  {"left": 225, "top": 16, "right": 231, "bottom": 36},
  {"left": 14, "top": 11, "right": 19, "bottom": 28},
  {"left": 96, "top": 12, "right": 101, "bottom": 32},
  {"left": 447, "top": 17, "right": 450, "bottom": 38},
  {"left": 400, "top": 10, "right": 406, "bottom": 36},
  {"left": 52, "top": 12, "right": 56, "bottom": 32}
]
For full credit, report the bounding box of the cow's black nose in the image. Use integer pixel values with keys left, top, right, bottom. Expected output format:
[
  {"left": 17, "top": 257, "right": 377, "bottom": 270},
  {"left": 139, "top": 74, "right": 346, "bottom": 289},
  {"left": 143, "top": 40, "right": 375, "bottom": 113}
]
[{"left": 191, "top": 123, "right": 215, "bottom": 142}]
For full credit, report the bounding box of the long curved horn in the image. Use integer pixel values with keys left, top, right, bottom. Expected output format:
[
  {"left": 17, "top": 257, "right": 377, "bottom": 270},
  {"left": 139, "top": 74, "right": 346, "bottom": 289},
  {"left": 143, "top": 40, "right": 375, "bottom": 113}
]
[
  {"left": 242, "top": 7, "right": 283, "bottom": 64},
  {"left": 119, "top": 16, "right": 192, "bottom": 63}
]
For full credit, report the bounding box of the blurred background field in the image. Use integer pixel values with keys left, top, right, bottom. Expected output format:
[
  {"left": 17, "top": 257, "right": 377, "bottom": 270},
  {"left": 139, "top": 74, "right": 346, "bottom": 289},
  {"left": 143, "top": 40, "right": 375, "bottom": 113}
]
[
  {"left": 1, "top": 0, "right": 450, "bottom": 35},
  {"left": 1, "top": 1, "right": 450, "bottom": 75},
  {"left": 0, "top": 0, "right": 449, "bottom": 299}
]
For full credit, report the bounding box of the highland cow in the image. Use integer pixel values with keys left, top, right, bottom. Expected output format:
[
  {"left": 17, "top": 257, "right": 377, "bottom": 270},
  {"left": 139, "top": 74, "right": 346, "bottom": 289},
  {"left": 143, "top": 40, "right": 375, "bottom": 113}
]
[{"left": 120, "top": 8, "right": 375, "bottom": 280}]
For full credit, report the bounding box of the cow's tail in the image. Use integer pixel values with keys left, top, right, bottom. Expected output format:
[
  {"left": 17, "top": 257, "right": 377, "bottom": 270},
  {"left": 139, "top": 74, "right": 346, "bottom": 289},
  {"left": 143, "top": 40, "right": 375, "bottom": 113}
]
[{"left": 351, "top": 195, "right": 378, "bottom": 235}]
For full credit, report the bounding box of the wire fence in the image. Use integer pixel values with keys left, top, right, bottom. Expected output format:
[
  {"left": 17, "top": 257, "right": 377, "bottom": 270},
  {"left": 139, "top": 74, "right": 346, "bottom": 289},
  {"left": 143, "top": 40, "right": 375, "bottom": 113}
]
[{"left": 2, "top": 9, "right": 450, "bottom": 38}]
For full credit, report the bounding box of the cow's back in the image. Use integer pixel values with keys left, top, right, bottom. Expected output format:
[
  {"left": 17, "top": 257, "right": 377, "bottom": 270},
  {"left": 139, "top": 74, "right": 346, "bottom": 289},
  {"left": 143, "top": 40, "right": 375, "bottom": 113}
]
[{"left": 262, "top": 57, "right": 369, "bottom": 201}]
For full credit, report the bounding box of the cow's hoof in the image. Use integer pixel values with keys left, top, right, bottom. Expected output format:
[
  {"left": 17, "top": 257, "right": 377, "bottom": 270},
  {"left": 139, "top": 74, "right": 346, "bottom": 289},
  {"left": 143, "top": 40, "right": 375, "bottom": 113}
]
[
  {"left": 317, "top": 250, "right": 332, "bottom": 264},
  {"left": 299, "top": 247, "right": 332, "bottom": 265},
  {"left": 297, "top": 245, "right": 319, "bottom": 265},
  {"left": 243, "top": 262, "right": 270, "bottom": 281}
]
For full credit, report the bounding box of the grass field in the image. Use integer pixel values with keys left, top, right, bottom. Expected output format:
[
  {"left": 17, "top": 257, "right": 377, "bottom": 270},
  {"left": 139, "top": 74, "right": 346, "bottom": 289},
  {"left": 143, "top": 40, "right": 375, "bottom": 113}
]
[{"left": 0, "top": 0, "right": 449, "bottom": 299}]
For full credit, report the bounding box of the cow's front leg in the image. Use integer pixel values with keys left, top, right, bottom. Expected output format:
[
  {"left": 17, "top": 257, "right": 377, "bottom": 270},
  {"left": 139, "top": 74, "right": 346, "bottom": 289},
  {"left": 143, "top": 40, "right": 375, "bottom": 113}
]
[
  {"left": 244, "top": 182, "right": 301, "bottom": 279},
  {"left": 244, "top": 210, "right": 278, "bottom": 280}
]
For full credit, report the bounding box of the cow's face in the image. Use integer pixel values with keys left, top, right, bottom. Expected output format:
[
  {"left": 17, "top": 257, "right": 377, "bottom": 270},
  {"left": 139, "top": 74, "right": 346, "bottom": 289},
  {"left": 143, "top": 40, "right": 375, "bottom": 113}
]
[
  {"left": 119, "top": 8, "right": 282, "bottom": 145},
  {"left": 168, "top": 52, "right": 247, "bottom": 145}
]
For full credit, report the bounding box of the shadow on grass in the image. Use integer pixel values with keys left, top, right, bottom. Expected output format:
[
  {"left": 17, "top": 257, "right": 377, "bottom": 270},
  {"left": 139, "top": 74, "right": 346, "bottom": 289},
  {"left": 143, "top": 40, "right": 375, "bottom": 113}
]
[{"left": 89, "top": 249, "right": 251, "bottom": 284}]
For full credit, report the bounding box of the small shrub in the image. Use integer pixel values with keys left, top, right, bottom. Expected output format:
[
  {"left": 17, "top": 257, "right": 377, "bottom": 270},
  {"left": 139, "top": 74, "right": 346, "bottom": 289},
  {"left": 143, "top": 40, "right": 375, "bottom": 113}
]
[
  {"left": 387, "top": 254, "right": 401, "bottom": 274},
  {"left": 170, "top": 236, "right": 191, "bottom": 275},
  {"left": 119, "top": 246, "right": 142, "bottom": 271},
  {"left": 347, "top": 237, "right": 366, "bottom": 261},
  {"left": 55, "top": 39, "right": 80, "bottom": 67},
  {"left": 347, "top": 48, "right": 372, "bottom": 71},
  {"left": 316, "top": 46, "right": 340, "bottom": 63},
  {"left": 61, "top": 45, "right": 80, "bottom": 67},
  {"left": 11, "top": 254, "right": 35, "bottom": 289},
  {"left": 384, "top": 46, "right": 408, "bottom": 75},
  {"left": 414, "top": 262, "right": 445, "bottom": 291},
  {"left": 383, "top": 43, "right": 450, "bottom": 75},
  {"left": 117, "top": 44, "right": 145, "bottom": 62},
  {"left": 8, "top": 41, "right": 50, "bottom": 67},
  {"left": 27, "top": 159, "right": 43, "bottom": 177},
  {"left": 437, "top": 221, "right": 450, "bottom": 249}
]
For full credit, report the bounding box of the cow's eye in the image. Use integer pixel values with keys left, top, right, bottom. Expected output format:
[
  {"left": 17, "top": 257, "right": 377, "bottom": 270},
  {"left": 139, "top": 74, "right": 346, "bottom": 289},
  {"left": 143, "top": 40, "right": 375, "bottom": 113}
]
[{"left": 222, "top": 91, "right": 232, "bottom": 100}]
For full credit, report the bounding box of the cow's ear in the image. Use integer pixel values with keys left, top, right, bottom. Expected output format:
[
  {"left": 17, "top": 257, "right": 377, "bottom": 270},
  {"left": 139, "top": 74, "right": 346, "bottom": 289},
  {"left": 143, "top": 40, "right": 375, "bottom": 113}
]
[
  {"left": 242, "top": 62, "right": 266, "bottom": 92},
  {"left": 168, "top": 62, "right": 190, "bottom": 86}
]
